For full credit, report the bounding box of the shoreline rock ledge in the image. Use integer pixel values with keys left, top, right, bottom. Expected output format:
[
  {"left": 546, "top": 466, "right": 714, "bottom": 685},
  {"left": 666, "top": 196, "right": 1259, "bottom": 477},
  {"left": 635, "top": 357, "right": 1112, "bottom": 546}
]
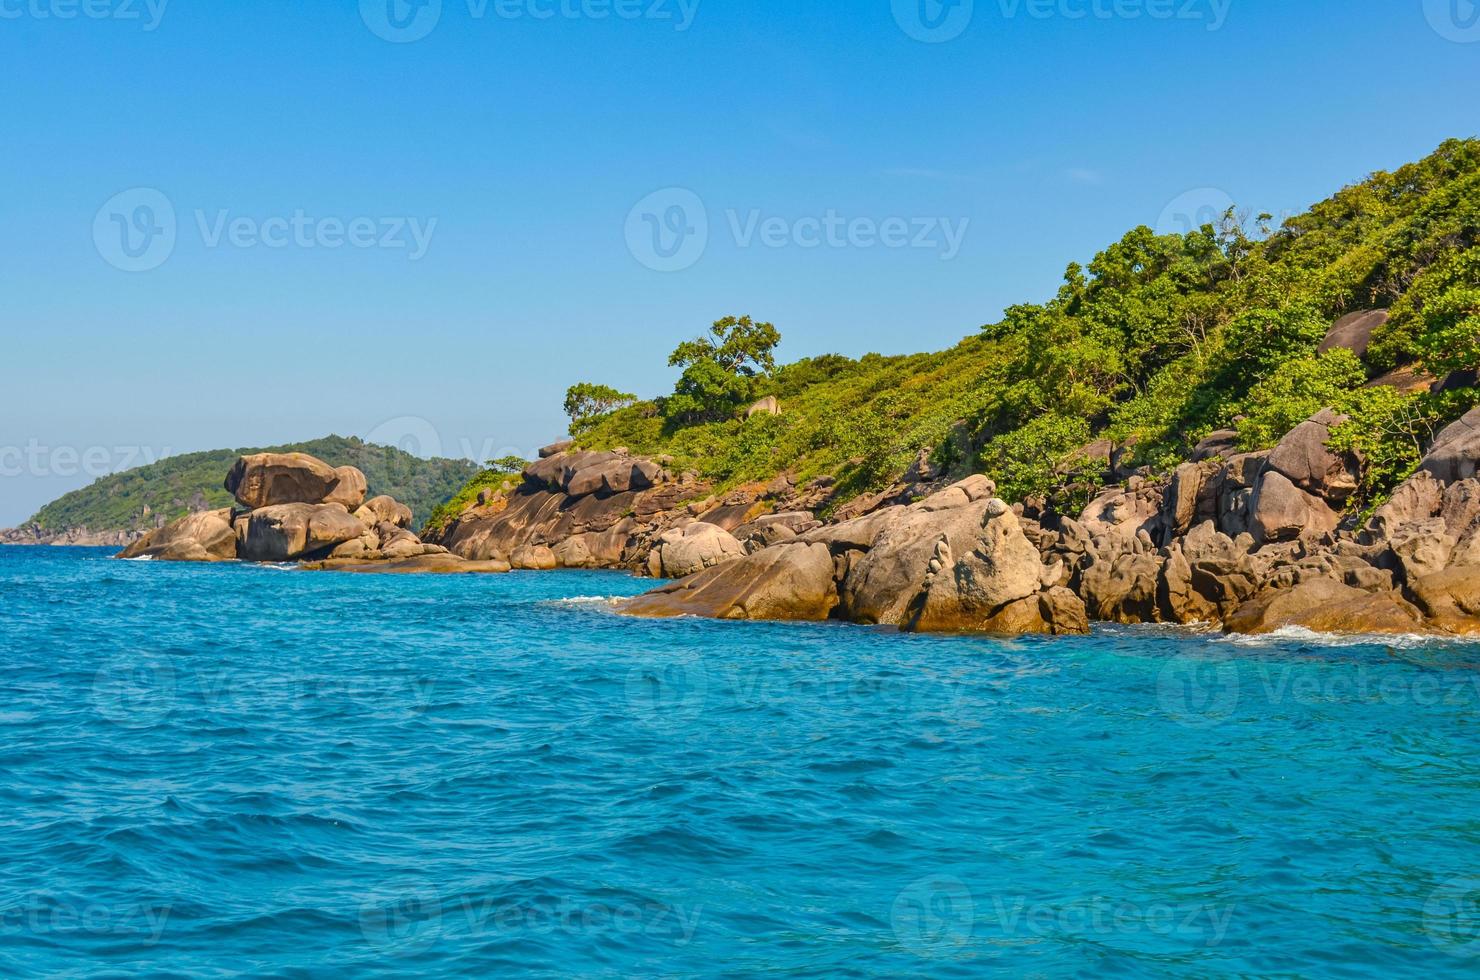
[{"left": 117, "top": 452, "right": 510, "bottom": 574}]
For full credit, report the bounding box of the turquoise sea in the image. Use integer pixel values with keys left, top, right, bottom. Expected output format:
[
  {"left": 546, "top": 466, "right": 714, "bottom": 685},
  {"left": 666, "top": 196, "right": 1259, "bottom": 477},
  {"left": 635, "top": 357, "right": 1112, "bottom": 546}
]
[{"left": 2, "top": 545, "right": 1478, "bottom": 977}]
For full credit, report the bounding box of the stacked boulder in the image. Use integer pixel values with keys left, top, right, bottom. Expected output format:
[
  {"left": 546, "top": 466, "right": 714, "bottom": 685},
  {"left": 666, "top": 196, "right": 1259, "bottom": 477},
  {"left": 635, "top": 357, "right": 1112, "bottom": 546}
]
[{"left": 119, "top": 452, "right": 506, "bottom": 573}]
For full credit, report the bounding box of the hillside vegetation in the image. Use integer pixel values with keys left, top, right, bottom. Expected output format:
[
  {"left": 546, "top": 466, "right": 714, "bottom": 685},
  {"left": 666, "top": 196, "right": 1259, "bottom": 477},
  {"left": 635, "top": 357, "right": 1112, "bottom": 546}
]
[
  {"left": 25, "top": 436, "right": 481, "bottom": 535},
  {"left": 555, "top": 139, "right": 1479, "bottom": 516}
]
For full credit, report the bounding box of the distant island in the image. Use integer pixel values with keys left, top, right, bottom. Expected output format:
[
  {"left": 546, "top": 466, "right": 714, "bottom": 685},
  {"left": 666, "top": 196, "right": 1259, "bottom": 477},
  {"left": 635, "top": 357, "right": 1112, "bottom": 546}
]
[{"left": 1, "top": 435, "right": 481, "bottom": 546}]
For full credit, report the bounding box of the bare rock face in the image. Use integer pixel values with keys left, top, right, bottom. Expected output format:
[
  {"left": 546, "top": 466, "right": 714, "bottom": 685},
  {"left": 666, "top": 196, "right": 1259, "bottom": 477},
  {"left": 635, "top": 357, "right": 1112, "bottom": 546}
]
[
  {"left": 118, "top": 509, "right": 238, "bottom": 562},
  {"left": 1223, "top": 578, "right": 1428, "bottom": 635},
  {"left": 1191, "top": 429, "right": 1239, "bottom": 462},
  {"left": 323, "top": 466, "right": 368, "bottom": 509},
  {"left": 1248, "top": 471, "right": 1340, "bottom": 545},
  {"left": 1419, "top": 407, "right": 1480, "bottom": 484},
  {"left": 1264, "top": 409, "right": 1360, "bottom": 504},
  {"left": 238, "top": 503, "right": 369, "bottom": 562},
  {"left": 1162, "top": 461, "right": 1224, "bottom": 538},
  {"left": 648, "top": 523, "right": 745, "bottom": 579},
  {"left": 225, "top": 453, "right": 344, "bottom": 509},
  {"left": 1080, "top": 548, "right": 1162, "bottom": 625},
  {"left": 624, "top": 542, "right": 839, "bottom": 621},
  {"left": 354, "top": 495, "right": 414, "bottom": 530}
]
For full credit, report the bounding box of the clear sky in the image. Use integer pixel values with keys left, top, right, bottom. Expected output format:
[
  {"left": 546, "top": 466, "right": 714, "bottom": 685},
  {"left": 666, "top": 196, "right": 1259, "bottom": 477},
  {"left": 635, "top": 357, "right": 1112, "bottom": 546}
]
[{"left": 1, "top": 0, "right": 1477, "bottom": 526}]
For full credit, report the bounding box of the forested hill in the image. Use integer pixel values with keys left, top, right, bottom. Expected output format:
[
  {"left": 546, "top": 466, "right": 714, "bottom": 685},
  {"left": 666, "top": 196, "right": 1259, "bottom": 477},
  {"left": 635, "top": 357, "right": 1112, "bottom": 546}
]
[
  {"left": 20, "top": 436, "right": 480, "bottom": 536},
  {"left": 556, "top": 138, "right": 1479, "bottom": 516}
]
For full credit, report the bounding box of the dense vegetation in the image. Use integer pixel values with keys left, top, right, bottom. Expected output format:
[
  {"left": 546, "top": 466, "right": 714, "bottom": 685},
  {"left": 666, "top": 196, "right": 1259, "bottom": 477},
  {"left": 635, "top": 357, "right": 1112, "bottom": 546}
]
[
  {"left": 25, "top": 436, "right": 481, "bottom": 535},
  {"left": 555, "top": 139, "right": 1479, "bottom": 516}
]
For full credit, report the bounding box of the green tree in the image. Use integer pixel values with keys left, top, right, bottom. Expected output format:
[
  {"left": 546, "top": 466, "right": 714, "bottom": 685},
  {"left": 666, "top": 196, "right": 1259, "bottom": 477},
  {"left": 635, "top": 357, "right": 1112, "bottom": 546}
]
[
  {"left": 564, "top": 383, "right": 637, "bottom": 432},
  {"left": 664, "top": 315, "right": 781, "bottom": 423},
  {"left": 1413, "top": 285, "right": 1480, "bottom": 379}
]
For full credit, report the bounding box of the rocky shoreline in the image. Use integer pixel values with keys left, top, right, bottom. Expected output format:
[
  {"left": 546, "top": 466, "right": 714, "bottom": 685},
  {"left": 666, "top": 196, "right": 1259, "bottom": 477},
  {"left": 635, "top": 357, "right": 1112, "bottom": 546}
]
[
  {"left": 1, "top": 526, "right": 141, "bottom": 547},
  {"left": 430, "top": 406, "right": 1480, "bottom": 637},
  {"left": 114, "top": 405, "right": 1480, "bottom": 637}
]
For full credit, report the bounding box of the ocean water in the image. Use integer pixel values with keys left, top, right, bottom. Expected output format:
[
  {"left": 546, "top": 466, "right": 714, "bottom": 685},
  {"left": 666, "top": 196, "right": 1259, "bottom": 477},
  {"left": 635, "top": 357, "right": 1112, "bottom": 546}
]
[{"left": 2, "top": 546, "right": 1479, "bottom": 977}]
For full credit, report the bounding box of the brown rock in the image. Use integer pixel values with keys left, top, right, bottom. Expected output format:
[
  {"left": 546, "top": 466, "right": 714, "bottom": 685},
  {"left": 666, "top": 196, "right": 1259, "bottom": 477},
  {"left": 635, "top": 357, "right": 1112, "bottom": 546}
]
[
  {"left": 1419, "top": 407, "right": 1480, "bottom": 484},
  {"left": 118, "top": 509, "right": 238, "bottom": 562},
  {"left": 622, "top": 542, "right": 839, "bottom": 622},
  {"left": 650, "top": 522, "right": 745, "bottom": 579},
  {"left": 1224, "top": 578, "right": 1428, "bottom": 635},
  {"left": 238, "top": 503, "right": 369, "bottom": 562},
  {"left": 225, "top": 453, "right": 342, "bottom": 509},
  {"left": 1317, "top": 309, "right": 1388, "bottom": 359},
  {"left": 1248, "top": 471, "right": 1340, "bottom": 545},
  {"left": 1264, "top": 409, "right": 1359, "bottom": 503},
  {"left": 354, "top": 495, "right": 414, "bottom": 530},
  {"left": 324, "top": 466, "right": 368, "bottom": 509}
]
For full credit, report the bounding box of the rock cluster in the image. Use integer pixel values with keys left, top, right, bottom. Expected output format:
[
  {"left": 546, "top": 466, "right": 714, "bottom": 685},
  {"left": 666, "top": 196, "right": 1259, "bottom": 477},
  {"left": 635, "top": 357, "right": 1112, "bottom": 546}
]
[
  {"left": 434, "top": 445, "right": 834, "bottom": 571},
  {"left": 623, "top": 475, "right": 1090, "bottom": 635},
  {"left": 118, "top": 452, "right": 505, "bottom": 574}
]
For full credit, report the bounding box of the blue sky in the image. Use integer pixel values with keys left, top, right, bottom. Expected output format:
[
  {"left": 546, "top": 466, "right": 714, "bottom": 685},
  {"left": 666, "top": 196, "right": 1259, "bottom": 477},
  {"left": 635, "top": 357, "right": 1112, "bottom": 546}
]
[{"left": 1, "top": 0, "right": 1477, "bottom": 525}]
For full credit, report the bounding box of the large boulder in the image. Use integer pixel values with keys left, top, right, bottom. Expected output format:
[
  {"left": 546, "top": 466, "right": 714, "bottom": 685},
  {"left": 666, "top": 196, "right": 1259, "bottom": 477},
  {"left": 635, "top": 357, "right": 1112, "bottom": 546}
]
[
  {"left": 237, "top": 503, "right": 369, "bottom": 562},
  {"left": 1418, "top": 407, "right": 1480, "bottom": 484},
  {"left": 1264, "top": 409, "right": 1359, "bottom": 503},
  {"left": 746, "top": 396, "right": 781, "bottom": 418},
  {"left": 118, "top": 509, "right": 238, "bottom": 562},
  {"left": 623, "top": 542, "right": 839, "bottom": 622},
  {"left": 648, "top": 523, "right": 745, "bottom": 579},
  {"left": 1410, "top": 568, "right": 1480, "bottom": 634},
  {"left": 323, "top": 466, "right": 368, "bottom": 509},
  {"left": 1080, "top": 546, "right": 1162, "bottom": 624},
  {"left": 510, "top": 544, "right": 558, "bottom": 570},
  {"left": 225, "top": 453, "right": 343, "bottom": 509},
  {"left": 1247, "top": 471, "right": 1340, "bottom": 545},
  {"left": 1223, "top": 578, "right": 1427, "bottom": 635},
  {"left": 908, "top": 500, "right": 1066, "bottom": 632},
  {"left": 1317, "top": 309, "right": 1388, "bottom": 359},
  {"left": 354, "top": 495, "right": 414, "bottom": 530}
]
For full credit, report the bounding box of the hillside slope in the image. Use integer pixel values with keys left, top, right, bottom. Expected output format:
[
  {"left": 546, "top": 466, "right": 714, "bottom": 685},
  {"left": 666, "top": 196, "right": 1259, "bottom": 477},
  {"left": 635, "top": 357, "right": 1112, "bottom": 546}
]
[
  {"left": 11, "top": 436, "right": 480, "bottom": 542},
  {"left": 552, "top": 139, "right": 1478, "bottom": 518}
]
